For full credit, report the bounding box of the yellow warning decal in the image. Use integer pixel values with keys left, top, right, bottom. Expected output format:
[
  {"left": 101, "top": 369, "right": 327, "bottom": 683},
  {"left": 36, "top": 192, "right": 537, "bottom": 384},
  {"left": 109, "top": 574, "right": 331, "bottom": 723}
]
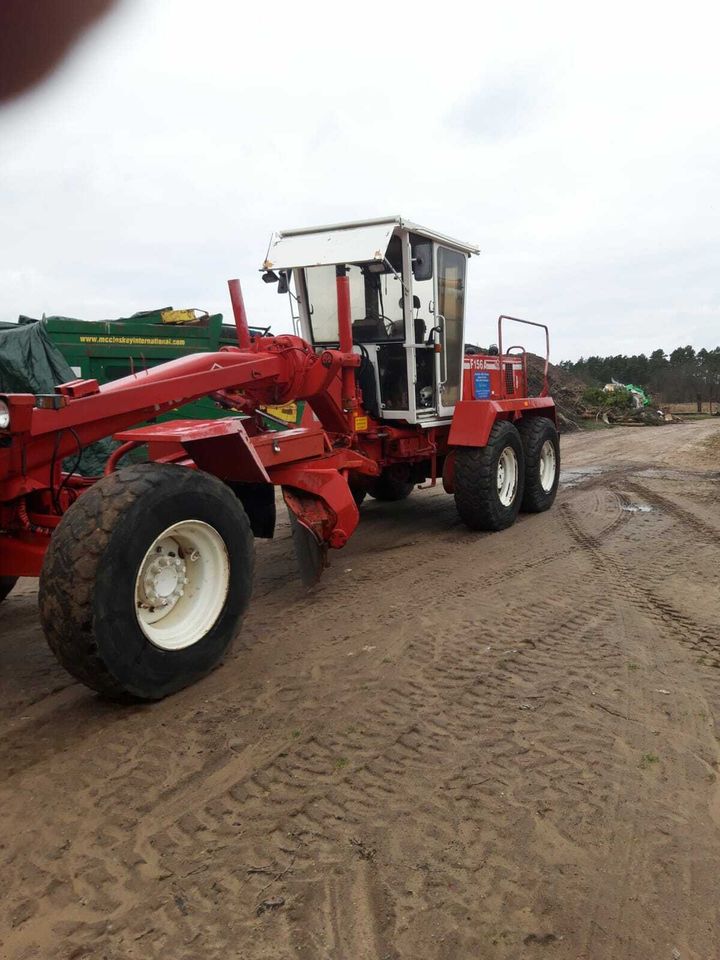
[
  {"left": 261, "top": 403, "right": 298, "bottom": 424},
  {"left": 354, "top": 415, "right": 369, "bottom": 431}
]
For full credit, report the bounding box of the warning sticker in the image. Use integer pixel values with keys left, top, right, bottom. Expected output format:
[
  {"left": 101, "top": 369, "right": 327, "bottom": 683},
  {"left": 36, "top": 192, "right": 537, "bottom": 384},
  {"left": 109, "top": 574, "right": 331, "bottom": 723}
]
[
  {"left": 261, "top": 403, "right": 299, "bottom": 424},
  {"left": 473, "top": 371, "right": 491, "bottom": 399},
  {"left": 354, "top": 415, "right": 369, "bottom": 431}
]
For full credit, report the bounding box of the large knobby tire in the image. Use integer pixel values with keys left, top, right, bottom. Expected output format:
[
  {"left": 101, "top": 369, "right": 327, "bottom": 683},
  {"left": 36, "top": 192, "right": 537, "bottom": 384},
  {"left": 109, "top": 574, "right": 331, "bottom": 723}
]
[
  {"left": 454, "top": 420, "right": 525, "bottom": 531},
  {"left": 517, "top": 416, "right": 560, "bottom": 513},
  {"left": 39, "top": 463, "right": 254, "bottom": 701},
  {"left": 0, "top": 576, "right": 18, "bottom": 604},
  {"left": 366, "top": 465, "right": 414, "bottom": 502}
]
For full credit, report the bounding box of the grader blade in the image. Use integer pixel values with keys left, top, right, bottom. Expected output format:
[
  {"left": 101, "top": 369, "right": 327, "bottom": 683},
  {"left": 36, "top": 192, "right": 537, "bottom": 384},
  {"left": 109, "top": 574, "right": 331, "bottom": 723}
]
[{"left": 289, "top": 511, "right": 328, "bottom": 587}]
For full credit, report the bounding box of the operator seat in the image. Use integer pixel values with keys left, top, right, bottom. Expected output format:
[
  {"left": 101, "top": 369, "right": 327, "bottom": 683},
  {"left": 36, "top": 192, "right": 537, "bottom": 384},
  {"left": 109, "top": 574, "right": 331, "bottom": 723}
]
[{"left": 353, "top": 316, "right": 385, "bottom": 342}]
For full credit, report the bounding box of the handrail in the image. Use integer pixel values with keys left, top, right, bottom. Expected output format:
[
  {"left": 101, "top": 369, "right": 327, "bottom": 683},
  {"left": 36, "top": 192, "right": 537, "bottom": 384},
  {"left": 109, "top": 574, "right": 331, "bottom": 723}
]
[
  {"left": 497, "top": 315, "right": 550, "bottom": 398},
  {"left": 505, "top": 345, "right": 528, "bottom": 399},
  {"left": 435, "top": 314, "right": 447, "bottom": 385}
]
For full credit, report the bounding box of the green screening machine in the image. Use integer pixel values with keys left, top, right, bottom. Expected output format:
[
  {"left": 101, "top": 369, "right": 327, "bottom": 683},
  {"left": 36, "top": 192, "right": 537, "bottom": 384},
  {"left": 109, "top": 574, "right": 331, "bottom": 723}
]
[{"left": 0, "top": 308, "right": 305, "bottom": 430}]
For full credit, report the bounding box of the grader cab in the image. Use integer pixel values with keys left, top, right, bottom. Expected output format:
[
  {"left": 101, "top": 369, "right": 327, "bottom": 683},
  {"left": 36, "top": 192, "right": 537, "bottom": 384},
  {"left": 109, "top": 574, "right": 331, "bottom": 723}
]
[{"left": 262, "top": 218, "right": 475, "bottom": 423}]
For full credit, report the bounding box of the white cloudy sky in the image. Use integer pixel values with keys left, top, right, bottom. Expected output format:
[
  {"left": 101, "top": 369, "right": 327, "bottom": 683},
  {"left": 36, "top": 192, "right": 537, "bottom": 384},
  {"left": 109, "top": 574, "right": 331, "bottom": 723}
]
[{"left": 0, "top": 0, "right": 718, "bottom": 361}]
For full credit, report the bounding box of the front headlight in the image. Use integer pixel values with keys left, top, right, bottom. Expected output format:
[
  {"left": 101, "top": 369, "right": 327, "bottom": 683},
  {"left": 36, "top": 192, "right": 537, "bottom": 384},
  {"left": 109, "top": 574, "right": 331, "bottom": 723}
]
[{"left": 0, "top": 400, "right": 10, "bottom": 430}]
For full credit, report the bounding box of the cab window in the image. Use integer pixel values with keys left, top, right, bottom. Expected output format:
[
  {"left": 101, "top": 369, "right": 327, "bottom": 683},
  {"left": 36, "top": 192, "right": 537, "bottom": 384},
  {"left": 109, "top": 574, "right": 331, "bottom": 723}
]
[{"left": 303, "top": 236, "right": 406, "bottom": 346}]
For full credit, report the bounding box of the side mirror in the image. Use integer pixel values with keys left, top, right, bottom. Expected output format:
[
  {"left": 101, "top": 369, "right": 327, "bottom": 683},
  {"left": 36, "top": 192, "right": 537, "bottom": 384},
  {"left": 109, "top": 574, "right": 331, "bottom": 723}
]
[
  {"left": 412, "top": 241, "right": 433, "bottom": 281},
  {"left": 277, "top": 270, "right": 289, "bottom": 295}
]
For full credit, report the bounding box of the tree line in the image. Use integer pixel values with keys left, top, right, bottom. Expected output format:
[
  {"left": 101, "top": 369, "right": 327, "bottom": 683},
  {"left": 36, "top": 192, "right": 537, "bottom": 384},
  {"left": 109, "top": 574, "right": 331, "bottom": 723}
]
[{"left": 559, "top": 346, "right": 720, "bottom": 405}]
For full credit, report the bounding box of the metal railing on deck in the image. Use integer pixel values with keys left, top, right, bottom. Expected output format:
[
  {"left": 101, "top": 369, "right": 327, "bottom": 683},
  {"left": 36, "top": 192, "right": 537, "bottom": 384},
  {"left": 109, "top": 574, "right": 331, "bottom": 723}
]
[{"left": 497, "top": 315, "right": 550, "bottom": 399}]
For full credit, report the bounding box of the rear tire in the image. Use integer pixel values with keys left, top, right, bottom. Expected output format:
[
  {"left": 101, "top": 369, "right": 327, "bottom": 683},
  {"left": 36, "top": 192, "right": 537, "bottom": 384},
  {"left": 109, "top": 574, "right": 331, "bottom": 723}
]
[
  {"left": 0, "top": 576, "right": 17, "bottom": 603},
  {"left": 39, "top": 463, "right": 254, "bottom": 701},
  {"left": 366, "top": 465, "right": 414, "bottom": 502},
  {"left": 517, "top": 416, "right": 560, "bottom": 513},
  {"left": 454, "top": 420, "right": 525, "bottom": 531}
]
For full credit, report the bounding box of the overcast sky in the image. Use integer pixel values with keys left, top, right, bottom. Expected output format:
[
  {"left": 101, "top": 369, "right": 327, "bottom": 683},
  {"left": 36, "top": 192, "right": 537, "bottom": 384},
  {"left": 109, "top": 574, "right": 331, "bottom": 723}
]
[{"left": 0, "top": 0, "right": 718, "bottom": 361}]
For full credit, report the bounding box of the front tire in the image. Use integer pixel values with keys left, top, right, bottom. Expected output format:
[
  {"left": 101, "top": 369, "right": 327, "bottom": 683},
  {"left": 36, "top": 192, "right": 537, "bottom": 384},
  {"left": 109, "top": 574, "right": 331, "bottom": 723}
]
[
  {"left": 454, "top": 420, "right": 525, "bottom": 531},
  {"left": 39, "top": 463, "right": 254, "bottom": 700},
  {"left": 517, "top": 416, "right": 560, "bottom": 513},
  {"left": 0, "top": 576, "right": 17, "bottom": 604}
]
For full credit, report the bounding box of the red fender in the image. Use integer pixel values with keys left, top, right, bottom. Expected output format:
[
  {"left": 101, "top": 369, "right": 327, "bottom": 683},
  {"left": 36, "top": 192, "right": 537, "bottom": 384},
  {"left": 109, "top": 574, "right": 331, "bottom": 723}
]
[{"left": 447, "top": 398, "right": 556, "bottom": 447}]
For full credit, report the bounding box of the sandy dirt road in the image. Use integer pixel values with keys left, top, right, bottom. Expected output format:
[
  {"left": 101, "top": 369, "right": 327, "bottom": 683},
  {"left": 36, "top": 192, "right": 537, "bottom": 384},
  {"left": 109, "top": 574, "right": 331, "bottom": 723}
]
[{"left": 2, "top": 420, "right": 720, "bottom": 960}]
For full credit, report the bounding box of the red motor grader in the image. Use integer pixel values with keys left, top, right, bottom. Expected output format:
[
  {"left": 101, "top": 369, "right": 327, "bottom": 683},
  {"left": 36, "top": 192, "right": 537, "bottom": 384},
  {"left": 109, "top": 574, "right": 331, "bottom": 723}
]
[{"left": 0, "top": 217, "right": 559, "bottom": 700}]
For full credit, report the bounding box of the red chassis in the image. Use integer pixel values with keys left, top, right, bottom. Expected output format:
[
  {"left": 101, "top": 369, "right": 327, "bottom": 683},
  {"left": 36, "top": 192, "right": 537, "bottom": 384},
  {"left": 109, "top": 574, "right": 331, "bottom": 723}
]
[{"left": 0, "top": 279, "right": 554, "bottom": 579}]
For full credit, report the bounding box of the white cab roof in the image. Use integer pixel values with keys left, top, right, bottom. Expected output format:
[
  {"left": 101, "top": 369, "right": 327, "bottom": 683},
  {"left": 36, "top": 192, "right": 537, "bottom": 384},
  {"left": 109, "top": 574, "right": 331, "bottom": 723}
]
[{"left": 262, "top": 216, "right": 479, "bottom": 270}]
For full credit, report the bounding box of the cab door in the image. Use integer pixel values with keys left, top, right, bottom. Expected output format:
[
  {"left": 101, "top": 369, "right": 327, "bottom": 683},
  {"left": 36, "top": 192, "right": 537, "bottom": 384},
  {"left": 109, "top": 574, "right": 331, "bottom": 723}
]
[{"left": 434, "top": 246, "right": 467, "bottom": 417}]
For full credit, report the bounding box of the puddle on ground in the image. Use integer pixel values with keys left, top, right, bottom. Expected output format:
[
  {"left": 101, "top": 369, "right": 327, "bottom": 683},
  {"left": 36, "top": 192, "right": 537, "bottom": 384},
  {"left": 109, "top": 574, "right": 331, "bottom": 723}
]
[
  {"left": 559, "top": 466, "right": 605, "bottom": 488},
  {"left": 621, "top": 503, "right": 653, "bottom": 513},
  {"left": 634, "top": 468, "right": 686, "bottom": 481}
]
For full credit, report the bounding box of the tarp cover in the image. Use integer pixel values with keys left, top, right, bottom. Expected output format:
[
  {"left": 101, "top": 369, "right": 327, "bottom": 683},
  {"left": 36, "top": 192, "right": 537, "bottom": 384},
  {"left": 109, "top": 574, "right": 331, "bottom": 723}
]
[
  {"left": 0, "top": 321, "right": 115, "bottom": 475},
  {"left": 0, "top": 321, "right": 74, "bottom": 393}
]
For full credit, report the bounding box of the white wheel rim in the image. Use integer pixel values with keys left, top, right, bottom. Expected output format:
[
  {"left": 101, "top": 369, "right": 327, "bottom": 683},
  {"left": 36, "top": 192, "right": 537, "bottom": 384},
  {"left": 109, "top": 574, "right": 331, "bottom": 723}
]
[
  {"left": 539, "top": 439, "right": 557, "bottom": 492},
  {"left": 497, "top": 446, "right": 519, "bottom": 507},
  {"left": 134, "top": 520, "right": 229, "bottom": 651}
]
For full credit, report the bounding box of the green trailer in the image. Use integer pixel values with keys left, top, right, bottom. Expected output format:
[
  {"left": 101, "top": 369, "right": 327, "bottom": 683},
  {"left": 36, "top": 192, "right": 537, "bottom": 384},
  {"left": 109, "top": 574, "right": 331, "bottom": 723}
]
[
  {"left": 11, "top": 309, "right": 305, "bottom": 429},
  {"left": 42, "top": 309, "right": 238, "bottom": 422}
]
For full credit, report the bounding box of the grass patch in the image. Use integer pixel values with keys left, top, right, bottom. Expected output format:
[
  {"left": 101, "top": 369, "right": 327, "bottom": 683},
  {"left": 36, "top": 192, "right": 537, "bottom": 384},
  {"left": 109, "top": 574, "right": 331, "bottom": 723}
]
[{"left": 639, "top": 753, "right": 660, "bottom": 769}]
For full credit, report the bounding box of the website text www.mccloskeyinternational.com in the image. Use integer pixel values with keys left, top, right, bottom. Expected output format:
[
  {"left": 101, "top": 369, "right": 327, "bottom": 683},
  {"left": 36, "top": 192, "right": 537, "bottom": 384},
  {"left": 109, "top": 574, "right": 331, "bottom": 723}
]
[{"left": 78, "top": 335, "right": 187, "bottom": 346}]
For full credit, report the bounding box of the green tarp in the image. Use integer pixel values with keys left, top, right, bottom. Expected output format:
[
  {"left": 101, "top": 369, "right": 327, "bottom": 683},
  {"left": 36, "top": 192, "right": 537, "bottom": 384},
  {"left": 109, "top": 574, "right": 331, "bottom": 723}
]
[
  {"left": 0, "top": 321, "right": 74, "bottom": 394},
  {"left": 0, "top": 321, "right": 115, "bottom": 476}
]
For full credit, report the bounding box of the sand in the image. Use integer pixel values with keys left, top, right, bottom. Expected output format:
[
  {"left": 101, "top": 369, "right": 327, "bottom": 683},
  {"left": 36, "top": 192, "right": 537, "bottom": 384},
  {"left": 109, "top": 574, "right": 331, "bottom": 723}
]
[{"left": 2, "top": 419, "right": 720, "bottom": 959}]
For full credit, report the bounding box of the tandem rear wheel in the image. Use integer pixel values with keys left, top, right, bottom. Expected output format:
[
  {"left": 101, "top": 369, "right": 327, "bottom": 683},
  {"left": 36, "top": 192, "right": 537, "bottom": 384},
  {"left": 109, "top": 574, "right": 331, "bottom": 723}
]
[
  {"left": 453, "top": 417, "right": 559, "bottom": 531},
  {"left": 517, "top": 416, "right": 560, "bottom": 512},
  {"left": 453, "top": 420, "right": 525, "bottom": 531},
  {"left": 38, "top": 463, "right": 255, "bottom": 701}
]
